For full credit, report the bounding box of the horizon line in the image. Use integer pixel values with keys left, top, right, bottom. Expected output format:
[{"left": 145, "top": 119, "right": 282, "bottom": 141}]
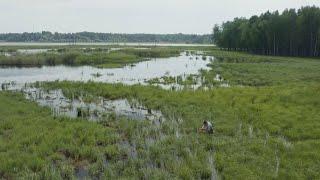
[{"left": 0, "top": 31, "right": 211, "bottom": 35}]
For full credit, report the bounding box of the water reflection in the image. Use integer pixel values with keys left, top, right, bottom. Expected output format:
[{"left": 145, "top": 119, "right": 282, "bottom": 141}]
[
  {"left": 23, "top": 87, "right": 165, "bottom": 122},
  {"left": 0, "top": 52, "right": 213, "bottom": 89},
  {"left": 16, "top": 49, "right": 50, "bottom": 54}
]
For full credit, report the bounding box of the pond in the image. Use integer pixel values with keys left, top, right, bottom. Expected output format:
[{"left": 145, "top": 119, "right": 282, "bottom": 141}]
[{"left": 0, "top": 52, "right": 214, "bottom": 90}]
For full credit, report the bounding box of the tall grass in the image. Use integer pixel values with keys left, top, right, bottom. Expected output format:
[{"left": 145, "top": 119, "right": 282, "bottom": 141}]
[
  {"left": 1, "top": 47, "right": 320, "bottom": 179},
  {"left": 0, "top": 92, "right": 123, "bottom": 178},
  {"left": 202, "top": 49, "right": 320, "bottom": 86},
  {"left": 42, "top": 81, "right": 320, "bottom": 179}
]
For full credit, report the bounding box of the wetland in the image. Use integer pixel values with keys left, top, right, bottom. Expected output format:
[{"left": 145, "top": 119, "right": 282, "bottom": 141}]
[{"left": 0, "top": 44, "right": 319, "bottom": 179}]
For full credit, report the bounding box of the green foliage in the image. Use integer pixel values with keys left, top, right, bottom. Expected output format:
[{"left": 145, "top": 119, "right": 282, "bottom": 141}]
[
  {"left": 213, "top": 6, "right": 320, "bottom": 57},
  {"left": 0, "top": 32, "right": 212, "bottom": 44}
]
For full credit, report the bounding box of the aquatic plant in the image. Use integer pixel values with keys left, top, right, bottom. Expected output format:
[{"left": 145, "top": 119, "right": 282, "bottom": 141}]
[{"left": 91, "top": 72, "right": 102, "bottom": 78}]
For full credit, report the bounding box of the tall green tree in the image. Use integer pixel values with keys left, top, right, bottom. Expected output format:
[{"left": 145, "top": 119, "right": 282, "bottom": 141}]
[{"left": 212, "top": 6, "right": 320, "bottom": 57}]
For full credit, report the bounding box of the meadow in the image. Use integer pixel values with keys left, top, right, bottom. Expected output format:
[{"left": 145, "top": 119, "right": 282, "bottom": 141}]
[
  {"left": 41, "top": 80, "right": 320, "bottom": 179},
  {"left": 0, "top": 92, "right": 122, "bottom": 178},
  {"left": 203, "top": 49, "right": 320, "bottom": 86},
  {"left": 0, "top": 46, "right": 319, "bottom": 179}
]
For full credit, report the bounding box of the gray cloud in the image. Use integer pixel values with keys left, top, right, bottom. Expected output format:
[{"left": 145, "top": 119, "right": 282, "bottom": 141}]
[{"left": 0, "top": 0, "right": 319, "bottom": 34}]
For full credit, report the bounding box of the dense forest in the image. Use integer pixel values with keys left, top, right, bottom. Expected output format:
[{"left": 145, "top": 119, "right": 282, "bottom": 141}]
[
  {"left": 0, "top": 32, "right": 211, "bottom": 44},
  {"left": 213, "top": 6, "right": 320, "bottom": 57}
]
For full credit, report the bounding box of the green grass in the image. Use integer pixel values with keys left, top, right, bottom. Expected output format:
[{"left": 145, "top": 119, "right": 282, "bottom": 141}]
[
  {"left": 0, "top": 91, "right": 219, "bottom": 179},
  {"left": 202, "top": 50, "right": 320, "bottom": 86},
  {"left": 0, "top": 47, "right": 181, "bottom": 68},
  {"left": 118, "top": 47, "right": 180, "bottom": 58},
  {"left": 1, "top": 47, "right": 320, "bottom": 179},
  {"left": 42, "top": 80, "right": 320, "bottom": 179},
  {"left": 0, "top": 92, "right": 125, "bottom": 178}
]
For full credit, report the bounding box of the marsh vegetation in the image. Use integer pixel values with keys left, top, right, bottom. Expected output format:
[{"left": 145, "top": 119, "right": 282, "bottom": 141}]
[
  {"left": 0, "top": 49, "right": 212, "bottom": 91},
  {"left": 0, "top": 46, "right": 180, "bottom": 68},
  {"left": 0, "top": 44, "right": 319, "bottom": 179}
]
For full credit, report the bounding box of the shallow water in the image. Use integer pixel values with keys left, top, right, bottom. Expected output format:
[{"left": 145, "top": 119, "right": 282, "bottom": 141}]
[
  {"left": 0, "top": 52, "right": 215, "bottom": 122},
  {"left": 23, "top": 87, "right": 164, "bottom": 121},
  {"left": 0, "top": 52, "right": 213, "bottom": 89},
  {"left": 16, "top": 49, "right": 50, "bottom": 54},
  {"left": 1, "top": 47, "right": 144, "bottom": 56}
]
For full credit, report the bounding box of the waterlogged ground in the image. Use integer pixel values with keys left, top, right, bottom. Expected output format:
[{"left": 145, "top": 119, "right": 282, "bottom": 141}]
[
  {"left": 0, "top": 49, "right": 216, "bottom": 127},
  {"left": 23, "top": 87, "right": 164, "bottom": 122},
  {"left": 0, "top": 48, "right": 223, "bottom": 179},
  {"left": 0, "top": 52, "right": 213, "bottom": 89},
  {"left": 1, "top": 47, "right": 319, "bottom": 179}
]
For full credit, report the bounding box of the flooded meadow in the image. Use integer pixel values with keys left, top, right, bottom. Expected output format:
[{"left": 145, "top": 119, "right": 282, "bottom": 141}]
[
  {"left": 1, "top": 45, "right": 319, "bottom": 179},
  {"left": 0, "top": 49, "right": 217, "bottom": 124},
  {"left": 23, "top": 87, "right": 165, "bottom": 123}
]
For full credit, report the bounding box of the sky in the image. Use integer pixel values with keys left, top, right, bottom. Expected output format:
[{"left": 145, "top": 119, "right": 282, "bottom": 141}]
[{"left": 1, "top": 0, "right": 319, "bottom": 34}]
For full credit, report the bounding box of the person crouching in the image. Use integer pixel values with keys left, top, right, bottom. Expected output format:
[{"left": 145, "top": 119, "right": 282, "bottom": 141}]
[{"left": 199, "top": 120, "right": 214, "bottom": 134}]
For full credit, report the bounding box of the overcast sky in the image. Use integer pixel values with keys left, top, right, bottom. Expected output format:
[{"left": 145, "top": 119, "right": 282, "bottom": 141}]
[{"left": 1, "top": 0, "right": 319, "bottom": 34}]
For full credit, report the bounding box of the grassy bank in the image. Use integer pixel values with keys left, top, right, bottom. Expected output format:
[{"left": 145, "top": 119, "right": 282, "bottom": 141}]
[
  {"left": 0, "top": 47, "right": 180, "bottom": 68},
  {"left": 202, "top": 50, "right": 320, "bottom": 86}
]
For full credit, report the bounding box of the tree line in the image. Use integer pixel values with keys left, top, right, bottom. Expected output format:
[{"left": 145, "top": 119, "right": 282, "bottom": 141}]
[
  {"left": 213, "top": 6, "right": 320, "bottom": 57},
  {"left": 0, "top": 32, "right": 211, "bottom": 44}
]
